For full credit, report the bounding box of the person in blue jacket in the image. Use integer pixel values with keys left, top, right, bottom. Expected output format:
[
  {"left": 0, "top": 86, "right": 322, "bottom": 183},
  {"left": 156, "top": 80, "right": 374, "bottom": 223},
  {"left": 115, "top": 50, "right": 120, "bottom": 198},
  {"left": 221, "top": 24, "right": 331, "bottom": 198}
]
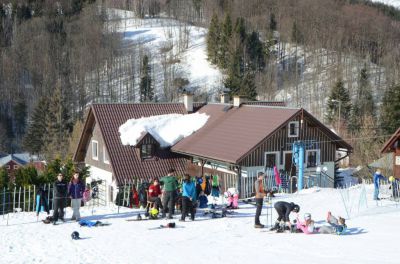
[
  {"left": 373, "top": 169, "right": 386, "bottom": 200},
  {"left": 180, "top": 174, "right": 196, "bottom": 221}
]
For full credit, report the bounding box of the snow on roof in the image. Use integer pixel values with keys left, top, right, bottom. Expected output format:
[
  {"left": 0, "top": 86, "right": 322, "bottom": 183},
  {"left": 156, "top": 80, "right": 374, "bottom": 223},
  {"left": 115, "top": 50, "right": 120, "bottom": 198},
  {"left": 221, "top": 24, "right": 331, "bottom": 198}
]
[{"left": 119, "top": 113, "right": 209, "bottom": 147}]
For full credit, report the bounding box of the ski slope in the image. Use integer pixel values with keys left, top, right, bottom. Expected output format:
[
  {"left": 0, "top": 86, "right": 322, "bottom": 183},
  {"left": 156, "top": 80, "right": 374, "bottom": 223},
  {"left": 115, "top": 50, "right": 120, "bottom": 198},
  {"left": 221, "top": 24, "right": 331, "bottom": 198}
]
[{"left": 1, "top": 184, "right": 400, "bottom": 264}]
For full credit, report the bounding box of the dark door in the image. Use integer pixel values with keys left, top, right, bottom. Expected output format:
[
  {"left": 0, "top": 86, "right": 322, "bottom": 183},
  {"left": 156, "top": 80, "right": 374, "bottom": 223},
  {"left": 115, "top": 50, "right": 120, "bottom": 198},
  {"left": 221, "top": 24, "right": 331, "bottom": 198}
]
[{"left": 285, "top": 152, "right": 296, "bottom": 176}]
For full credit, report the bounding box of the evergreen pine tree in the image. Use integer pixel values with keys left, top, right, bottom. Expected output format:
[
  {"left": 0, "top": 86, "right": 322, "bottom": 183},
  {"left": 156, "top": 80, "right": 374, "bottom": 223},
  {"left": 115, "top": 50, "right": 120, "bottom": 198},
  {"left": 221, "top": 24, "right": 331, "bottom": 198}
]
[
  {"left": 234, "top": 17, "right": 246, "bottom": 43},
  {"left": 246, "top": 31, "right": 265, "bottom": 71},
  {"left": 269, "top": 13, "right": 277, "bottom": 32},
  {"left": 206, "top": 14, "right": 220, "bottom": 64},
  {"left": 240, "top": 72, "right": 257, "bottom": 100},
  {"left": 218, "top": 13, "right": 232, "bottom": 68},
  {"left": 381, "top": 84, "right": 400, "bottom": 134},
  {"left": 43, "top": 82, "right": 73, "bottom": 160},
  {"left": 326, "top": 79, "right": 352, "bottom": 127},
  {"left": 0, "top": 167, "right": 9, "bottom": 189},
  {"left": 349, "top": 66, "right": 375, "bottom": 132},
  {"left": 224, "top": 47, "right": 244, "bottom": 96},
  {"left": 291, "top": 21, "right": 304, "bottom": 44},
  {"left": 23, "top": 97, "right": 50, "bottom": 155},
  {"left": 139, "top": 55, "right": 153, "bottom": 102}
]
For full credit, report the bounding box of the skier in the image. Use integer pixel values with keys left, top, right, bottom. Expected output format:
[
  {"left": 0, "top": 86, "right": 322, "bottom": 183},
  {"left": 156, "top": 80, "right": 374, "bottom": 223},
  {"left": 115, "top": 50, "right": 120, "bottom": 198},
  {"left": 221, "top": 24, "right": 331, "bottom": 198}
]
[
  {"left": 254, "top": 172, "right": 266, "bottom": 228},
  {"left": 270, "top": 201, "right": 300, "bottom": 232},
  {"left": 160, "top": 168, "right": 178, "bottom": 219},
  {"left": 373, "top": 169, "right": 386, "bottom": 200},
  {"left": 52, "top": 173, "right": 68, "bottom": 224},
  {"left": 180, "top": 174, "right": 196, "bottom": 221}
]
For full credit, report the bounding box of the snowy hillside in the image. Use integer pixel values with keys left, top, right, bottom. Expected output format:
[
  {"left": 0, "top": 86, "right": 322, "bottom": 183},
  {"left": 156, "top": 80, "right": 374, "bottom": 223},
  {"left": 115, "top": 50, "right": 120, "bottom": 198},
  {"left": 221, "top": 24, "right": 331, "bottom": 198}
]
[
  {"left": 2, "top": 184, "right": 400, "bottom": 264},
  {"left": 371, "top": 0, "right": 400, "bottom": 8},
  {"left": 89, "top": 9, "right": 223, "bottom": 103}
]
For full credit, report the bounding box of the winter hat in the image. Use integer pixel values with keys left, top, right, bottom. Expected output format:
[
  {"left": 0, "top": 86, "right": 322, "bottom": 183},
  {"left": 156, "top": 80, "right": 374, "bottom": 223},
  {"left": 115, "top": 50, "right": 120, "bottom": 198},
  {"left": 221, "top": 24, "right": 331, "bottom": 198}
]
[
  {"left": 304, "top": 213, "right": 311, "bottom": 220},
  {"left": 292, "top": 204, "right": 300, "bottom": 213},
  {"left": 71, "top": 231, "right": 80, "bottom": 240}
]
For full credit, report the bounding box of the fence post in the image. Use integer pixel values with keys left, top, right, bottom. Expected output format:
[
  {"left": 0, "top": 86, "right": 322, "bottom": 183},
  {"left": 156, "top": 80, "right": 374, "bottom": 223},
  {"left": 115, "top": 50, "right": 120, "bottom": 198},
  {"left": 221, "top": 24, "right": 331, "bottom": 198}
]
[
  {"left": 28, "top": 186, "right": 31, "bottom": 213},
  {"left": 23, "top": 186, "right": 26, "bottom": 212},
  {"left": 33, "top": 185, "right": 36, "bottom": 212},
  {"left": 2, "top": 187, "right": 5, "bottom": 219},
  {"left": 18, "top": 186, "right": 21, "bottom": 212},
  {"left": 13, "top": 186, "right": 16, "bottom": 213}
]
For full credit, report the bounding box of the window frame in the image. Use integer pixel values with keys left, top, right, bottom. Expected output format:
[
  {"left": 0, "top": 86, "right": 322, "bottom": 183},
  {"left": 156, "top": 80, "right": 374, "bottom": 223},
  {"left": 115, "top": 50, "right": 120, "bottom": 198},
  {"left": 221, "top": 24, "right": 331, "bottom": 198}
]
[
  {"left": 264, "top": 151, "right": 280, "bottom": 170},
  {"left": 306, "top": 149, "right": 320, "bottom": 168},
  {"left": 92, "top": 140, "right": 99, "bottom": 161},
  {"left": 288, "top": 121, "right": 299, "bottom": 138},
  {"left": 13, "top": 165, "right": 19, "bottom": 169},
  {"left": 103, "top": 146, "right": 109, "bottom": 164},
  {"left": 140, "top": 144, "right": 154, "bottom": 160}
]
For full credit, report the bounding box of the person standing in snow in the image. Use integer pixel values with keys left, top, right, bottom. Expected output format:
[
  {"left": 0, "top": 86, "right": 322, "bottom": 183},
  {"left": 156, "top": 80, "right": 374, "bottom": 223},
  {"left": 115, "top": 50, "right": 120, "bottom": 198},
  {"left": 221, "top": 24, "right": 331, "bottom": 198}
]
[
  {"left": 68, "top": 171, "right": 85, "bottom": 221},
  {"left": 160, "top": 168, "right": 178, "bottom": 219},
  {"left": 270, "top": 201, "right": 300, "bottom": 231},
  {"left": 52, "top": 173, "right": 68, "bottom": 224},
  {"left": 254, "top": 172, "right": 266, "bottom": 228},
  {"left": 148, "top": 179, "right": 163, "bottom": 211},
  {"left": 373, "top": 169, "right": 386, "bottom": 200},
  {"left": 180, "top": 174, "right": 196, "bottom": 221},
  {"left": 36, "top": 186, "right": 50, "bottom": 217}
]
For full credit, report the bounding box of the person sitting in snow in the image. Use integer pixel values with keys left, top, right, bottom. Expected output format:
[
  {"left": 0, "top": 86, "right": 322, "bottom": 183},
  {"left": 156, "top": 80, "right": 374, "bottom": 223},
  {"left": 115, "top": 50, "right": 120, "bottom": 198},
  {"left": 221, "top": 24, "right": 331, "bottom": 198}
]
[
  {"left": 317, "top": 211, "right": 346, "bottom": 235},
  {"left": 295, "top": 213, "right": 315, "bottom": 234},
  {"left": 270, "top": 201, "right": 300, "bottom": 232},
  {"left": 148, "top": 179, "right": 163, "bottom": 211},
  {"left": 198, "top": 190, "right": 208, "bottom": 208}
]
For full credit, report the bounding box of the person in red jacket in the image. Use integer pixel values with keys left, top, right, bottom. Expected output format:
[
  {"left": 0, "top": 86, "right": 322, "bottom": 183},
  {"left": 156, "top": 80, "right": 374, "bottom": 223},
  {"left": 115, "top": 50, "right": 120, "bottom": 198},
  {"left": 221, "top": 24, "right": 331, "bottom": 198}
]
[
  {"left": 148, "top": 179, "right": 163, "bottom": 211},
  {"left": 130, "top": 185, "right": 139, "bottom": 208}
]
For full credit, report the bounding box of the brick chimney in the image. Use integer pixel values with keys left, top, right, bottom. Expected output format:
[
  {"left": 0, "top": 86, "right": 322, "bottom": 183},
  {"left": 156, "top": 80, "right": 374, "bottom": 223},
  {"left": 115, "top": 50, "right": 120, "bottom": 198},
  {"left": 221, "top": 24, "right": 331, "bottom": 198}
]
[
  {"left": 183, "top": 92, "right": 193, "bottom": 112},
  {"left": 233, "top": 95, "right": 247, "bottom": 107},
  {"left": 220, "top": 92, "right": 229, "bottom": 104}
]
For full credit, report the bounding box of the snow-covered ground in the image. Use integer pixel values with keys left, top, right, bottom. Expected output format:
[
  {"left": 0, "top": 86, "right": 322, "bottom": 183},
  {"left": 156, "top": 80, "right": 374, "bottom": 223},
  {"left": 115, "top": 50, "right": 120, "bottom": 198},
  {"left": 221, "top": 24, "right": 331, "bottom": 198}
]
[
  {"left": 2, "top": 184, "right": 400, "bottom": 264},
  {"left": 371, "top": 0, "right": 400, "bottom": 8}
]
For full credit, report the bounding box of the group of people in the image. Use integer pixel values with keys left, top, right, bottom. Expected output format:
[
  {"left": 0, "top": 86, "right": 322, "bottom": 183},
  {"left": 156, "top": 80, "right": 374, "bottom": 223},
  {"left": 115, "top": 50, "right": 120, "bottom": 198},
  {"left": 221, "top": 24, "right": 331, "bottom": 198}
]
[
  {"left": 254, "top": 171, "right": 347, "bottom": 234},
  {"left": 37, "top": 171, "right": 85, "bottom": 224},
  {"left": 139, "top": 169, "right": 221, "bottom": 221}
]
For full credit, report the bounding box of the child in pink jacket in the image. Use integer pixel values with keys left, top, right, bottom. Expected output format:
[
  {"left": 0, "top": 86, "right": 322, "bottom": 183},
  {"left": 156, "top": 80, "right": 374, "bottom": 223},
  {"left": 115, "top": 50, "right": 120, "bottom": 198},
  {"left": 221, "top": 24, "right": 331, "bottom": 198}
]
[{"left": 296, "top": 213, "right": 315, "bottom": 234}]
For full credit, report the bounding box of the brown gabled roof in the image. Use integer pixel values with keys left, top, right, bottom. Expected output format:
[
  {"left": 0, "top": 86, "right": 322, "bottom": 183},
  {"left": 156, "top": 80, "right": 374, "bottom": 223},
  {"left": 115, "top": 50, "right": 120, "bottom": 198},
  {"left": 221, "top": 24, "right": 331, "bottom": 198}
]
[
  {"left": 381, "top": 127, "right": 400, "bottom": 154},
  {"left": 172, "top": 104, "right": 352, "bottom": 164},
  {"left": 172, "top": 104, "right": 299, "bottom": 163},
  {"left": 75, "top": 103, "right": 188, "bottom": 184}
]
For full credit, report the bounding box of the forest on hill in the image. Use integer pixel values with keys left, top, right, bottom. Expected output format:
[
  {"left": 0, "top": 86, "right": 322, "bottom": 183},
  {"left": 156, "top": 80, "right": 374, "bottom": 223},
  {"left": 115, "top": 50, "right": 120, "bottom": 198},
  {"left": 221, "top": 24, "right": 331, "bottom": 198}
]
[{"left": 1, "top": 0, "right": 400, "bottom": 167}]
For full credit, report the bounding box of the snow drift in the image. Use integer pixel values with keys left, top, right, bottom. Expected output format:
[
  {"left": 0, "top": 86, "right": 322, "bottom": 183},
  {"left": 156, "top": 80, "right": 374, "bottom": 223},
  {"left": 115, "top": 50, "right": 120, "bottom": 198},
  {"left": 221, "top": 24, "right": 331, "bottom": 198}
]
[{"left": 119, "top": 113, "right": 209, "bottom": 147}]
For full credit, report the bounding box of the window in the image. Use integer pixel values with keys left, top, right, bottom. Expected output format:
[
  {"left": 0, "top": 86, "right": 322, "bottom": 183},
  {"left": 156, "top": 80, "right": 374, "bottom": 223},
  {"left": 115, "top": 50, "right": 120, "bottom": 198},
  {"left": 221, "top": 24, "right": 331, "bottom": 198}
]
[
  {"left": 6, "top": 165, "right": 10, "bottom": 170},
  {"left": 265, "top": 152, "right": 279, "bottom": 169},
  {"left": 103, "top": 146, "right": 109, "bottom": 164},
  {"left": 288, "top": 121, "right": 299, "bottom": 137},
  {"left": 92, "top": 140, "right": 98, "bottom": 160},
  {"left": 14, "top": 165, "right": 19, "bottom": 169},
  {"left": 141, "top": 144, "right": 153, "bottom": 159},
  {"left": 306, "top": 150, "right": 320, "bottom": 167}
]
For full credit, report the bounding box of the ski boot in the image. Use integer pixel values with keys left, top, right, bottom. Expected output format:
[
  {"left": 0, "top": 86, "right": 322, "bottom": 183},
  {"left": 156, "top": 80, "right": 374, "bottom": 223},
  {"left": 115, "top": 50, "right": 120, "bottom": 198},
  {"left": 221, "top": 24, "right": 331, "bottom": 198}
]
[{"left": 269, "top": 221, "right": 281, "bottom": 231}]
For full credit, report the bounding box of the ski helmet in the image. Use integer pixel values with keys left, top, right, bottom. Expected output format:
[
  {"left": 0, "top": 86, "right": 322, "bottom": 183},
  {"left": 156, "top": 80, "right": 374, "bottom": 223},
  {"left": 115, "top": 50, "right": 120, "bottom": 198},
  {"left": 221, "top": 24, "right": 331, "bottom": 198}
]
[
  {"left": 71, "top": 231, "right": 80, "bottom": 240},
  {"left": 304, "top": 213, "right": 311, "bottom": 220},
  {"left": 292, "top": 204, "right": 300, "bottom": 213}
]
